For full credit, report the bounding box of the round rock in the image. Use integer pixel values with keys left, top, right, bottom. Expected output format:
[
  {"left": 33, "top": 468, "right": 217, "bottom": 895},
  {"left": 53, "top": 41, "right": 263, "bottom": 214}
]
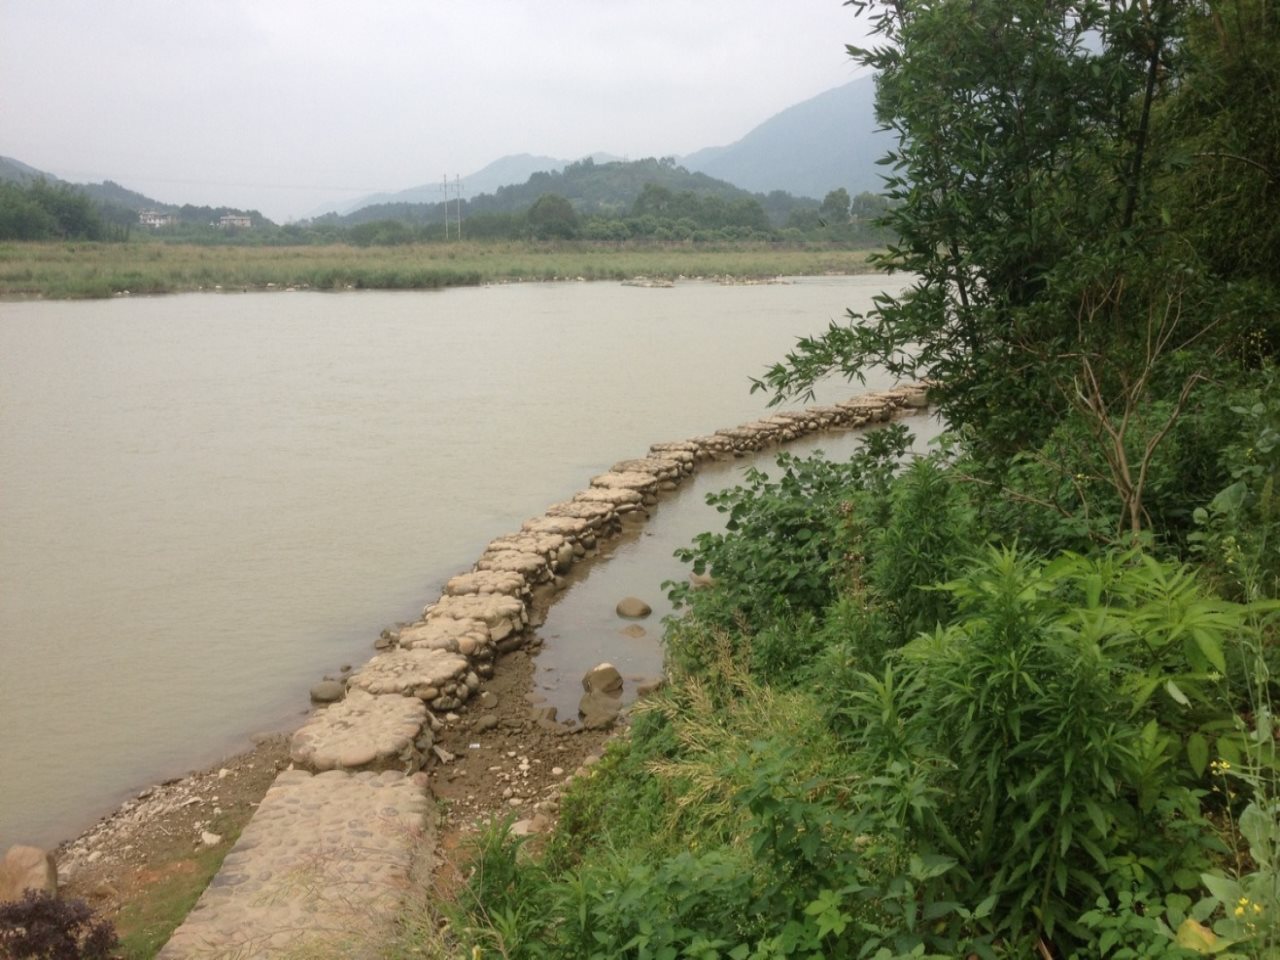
[
  {"left": 309, "top": 679, "right": 346, "bottom": 704},
  {"left": 583, "top": 662, "right": 624, "bottom": 695},
  {"left": 616, "top": 596, "right": 652, "bottom": 619}
]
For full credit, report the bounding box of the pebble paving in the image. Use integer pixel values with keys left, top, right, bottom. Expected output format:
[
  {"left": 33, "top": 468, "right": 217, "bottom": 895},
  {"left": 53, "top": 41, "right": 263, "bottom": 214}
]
[
  {"left": 157, "top": 769, "right": 430, "bottom": 959},
  {"left": 289, "top": 690, "right": 427, "bottom": 773}
]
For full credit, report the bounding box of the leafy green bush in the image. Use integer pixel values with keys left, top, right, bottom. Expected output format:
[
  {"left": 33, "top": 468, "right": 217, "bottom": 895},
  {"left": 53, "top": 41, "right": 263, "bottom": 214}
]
[
  {"left": 667, "top": 425, "right": 911, "bottom": 636},
  {"left": 835, "top": 547, "right": 1241, "bottom": 952},
  {"left": 1191, "top": 369, "right": 1280, "bottom": 603},
  {"left": 865, "top": 455, "right": 978, "bottom": 646}
]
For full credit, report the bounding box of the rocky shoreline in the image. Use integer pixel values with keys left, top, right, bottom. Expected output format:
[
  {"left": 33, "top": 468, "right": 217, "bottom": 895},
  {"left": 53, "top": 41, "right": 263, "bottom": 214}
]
[{"left": 3, "top": 384, "right": 929, "bottom": 956}]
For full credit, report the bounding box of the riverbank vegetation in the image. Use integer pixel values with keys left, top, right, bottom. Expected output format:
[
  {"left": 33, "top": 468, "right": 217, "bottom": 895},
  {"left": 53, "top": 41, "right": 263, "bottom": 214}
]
[
  {"left": 406, "top": 0, "right": 1280, "bottom": 957},
  {"left": 0, "top": 241, "right": 877, "bottom": 300}
]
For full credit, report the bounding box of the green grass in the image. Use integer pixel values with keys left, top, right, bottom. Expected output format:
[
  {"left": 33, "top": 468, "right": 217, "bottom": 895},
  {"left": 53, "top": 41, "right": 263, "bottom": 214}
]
[
  {"left": 0, "top": 240, "right": 879, "bottom": 299},
  {"left": 111, "top": 811, "right": 246, "bottom": 959}
]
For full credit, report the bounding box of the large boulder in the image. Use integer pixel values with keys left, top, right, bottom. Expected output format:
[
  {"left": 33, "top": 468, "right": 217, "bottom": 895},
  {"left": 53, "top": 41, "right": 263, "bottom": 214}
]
[
  {"left": 578, "top": 689, "right": 622, "bottom": 730},
  {"left": 610, "top": 457, "right": 683, "bottom": 482},
  {"left": 579, "top": 663, "right": 624, "bottom": 728},
  {"left": 522, "top": 514, "right": 594, "bottom": 541},
  {"left": 487, "top": 531, "right": 567, "bottom": 564},
  {"left": 590, "top": 471, "right": 660, "bottom": 494},
  {"left": 544, "top": 500, "right": 617, "bottom": 530},
  {"left": 0, "top": 845, "right": 57, "bottom": 902}
]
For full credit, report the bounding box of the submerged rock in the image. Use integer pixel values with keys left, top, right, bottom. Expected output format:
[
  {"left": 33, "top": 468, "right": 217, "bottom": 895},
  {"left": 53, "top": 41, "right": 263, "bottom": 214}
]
[
  {"left": 616, "top": 596, "right": 652, "bottom": 619},
  {"left": 309, "top": 680, "right": 346, "bottom": 704}
]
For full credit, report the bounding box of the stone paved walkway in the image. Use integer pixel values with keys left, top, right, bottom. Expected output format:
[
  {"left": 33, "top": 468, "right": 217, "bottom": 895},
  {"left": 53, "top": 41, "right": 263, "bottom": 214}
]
[{"left": 156, "top": 769, "right": 430, "bottom": 959}]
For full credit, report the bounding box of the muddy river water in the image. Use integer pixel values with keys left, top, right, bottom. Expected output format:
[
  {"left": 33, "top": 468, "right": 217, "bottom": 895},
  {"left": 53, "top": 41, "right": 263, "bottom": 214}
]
[{"left": 0, "top": 274, "right": 924, "bottom": 849}]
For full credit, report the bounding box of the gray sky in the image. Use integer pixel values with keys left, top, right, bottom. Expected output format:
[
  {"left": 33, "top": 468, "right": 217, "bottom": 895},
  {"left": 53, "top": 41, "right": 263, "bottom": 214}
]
[{"left": 1, "top": 1, "right": 872, "bottom": 222}]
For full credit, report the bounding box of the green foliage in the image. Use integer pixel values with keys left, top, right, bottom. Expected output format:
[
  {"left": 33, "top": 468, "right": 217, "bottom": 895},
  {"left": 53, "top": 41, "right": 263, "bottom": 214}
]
[
  {"left": 526, "top": 193, "right": 580, "bottom": 240},
  {"left": 865, "top": 455, "right": 978, "bottom": 645},
  {"left": 834, "top": 547, "right": 1249, "bottom": 950},
  {"left": 666, "top": 425, "right": 911, "bottom": 637},
  {"left": 1076, "top": 890, "right": 1206, "bottom": 958},
  {"left": 346, "top": 219, "right": 415, "bottom": 247},
  {"left": 0, "top": 179, "right": 111, "bottom": 241},
  {"left": 1198, "top": 797, "right": 1280, "bottom": 956},
  {"left": 1159, "top": 0, "right": 1280, "bottom": 290},
  {"left": 428, "top": 531, "right": 1270, "bottom": 959},
  {"left": 1191, "top": 369, "right": 1280, "bottom": 602},
  {"left": 818, "top": 188, "right": 851, "bottom": 225},
  {"left": 752, "top": 0, "right": 1277, "bottom": 531}
]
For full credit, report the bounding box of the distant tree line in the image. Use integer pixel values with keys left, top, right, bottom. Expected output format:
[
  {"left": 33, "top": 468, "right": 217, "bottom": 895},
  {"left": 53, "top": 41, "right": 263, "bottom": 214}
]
[
  {"left": 0, "top": 169, "right": 890, "bottom": 247},
  {"left": 307, "top": 157, "right": 894, "bottom": 246},
  {"left": 0, "top": 179, "right": 128, "bottom": 241},
  {"left": 326, "top": 186, "right": 891, "bottom": 246},
  {"left": 0, "top": 179, "right": 275, "bottom": 242}
]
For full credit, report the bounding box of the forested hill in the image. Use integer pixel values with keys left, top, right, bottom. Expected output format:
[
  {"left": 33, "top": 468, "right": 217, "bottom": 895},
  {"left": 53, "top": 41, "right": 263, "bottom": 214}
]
[
  {"left": 0, "top": 155, "right": 50, "bottom": 185},
  {"left": 0, "top": 156, "right": 269, "bottom": 234},
  {"left": 681, "top": 75, "right": 886, "bottom": 198},
  {"left": 317, "top": 157, "right": 816, "bottom": 228},
  {"left": 1, "top": 156, "right": 170, "bottom": 214}
]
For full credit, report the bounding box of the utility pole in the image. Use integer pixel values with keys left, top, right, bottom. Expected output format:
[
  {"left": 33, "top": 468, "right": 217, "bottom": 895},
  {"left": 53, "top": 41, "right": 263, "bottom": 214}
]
[
  {"left": 442, "top": 174, "right": 450, "bottom": 240},
  {"left": 455, "top": 175, "right": 463, "bottom": 240}
]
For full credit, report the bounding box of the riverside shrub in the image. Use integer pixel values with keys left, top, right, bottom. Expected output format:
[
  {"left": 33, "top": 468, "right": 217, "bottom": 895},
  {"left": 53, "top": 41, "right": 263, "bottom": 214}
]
[
  {"left": 666, "top": 425, "right": 911, "bottom": 637},
  {"left": 0, "top": 891, "right": 118, "bottom": 960}
]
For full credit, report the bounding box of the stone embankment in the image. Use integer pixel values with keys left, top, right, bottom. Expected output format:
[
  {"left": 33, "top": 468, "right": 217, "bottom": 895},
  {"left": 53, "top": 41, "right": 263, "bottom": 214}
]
[{"left": 112, "top": 384, "right": 927, "bottom": 957}]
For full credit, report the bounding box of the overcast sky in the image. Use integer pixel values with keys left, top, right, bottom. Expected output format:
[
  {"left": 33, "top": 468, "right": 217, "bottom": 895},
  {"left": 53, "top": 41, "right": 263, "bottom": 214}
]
[{"left": 1, "top": 1, "right": 873, "bottom": 222}]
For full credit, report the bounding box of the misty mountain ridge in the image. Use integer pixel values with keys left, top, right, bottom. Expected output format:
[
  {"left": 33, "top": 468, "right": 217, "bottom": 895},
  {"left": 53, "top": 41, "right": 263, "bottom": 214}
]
[
  {"left": 0, "top": 156, "right": 50, "bottom": 184},
  {"left": 315, "top": 152, "right": 626, "bottom": 218},
  {"left": 680, "top": 75, "right": 888, "bottom": 198},
  {"left": 0, "top": 156, "right": 264, "bottom": 226},
  {"left": 318, "top": 156, "right": 808, "bottom": 229},
  {"left": 2, "top": 76, "right": 888, "bottom": 225},
  {"left": 311, "top": 77, "right": 886, "bottom": 218}
]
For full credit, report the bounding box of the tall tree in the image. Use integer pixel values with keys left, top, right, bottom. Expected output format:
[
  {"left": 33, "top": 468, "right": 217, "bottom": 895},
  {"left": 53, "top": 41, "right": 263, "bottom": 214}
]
[{"left": 756, "top": 0, "right": 1275, "bottom": 538}]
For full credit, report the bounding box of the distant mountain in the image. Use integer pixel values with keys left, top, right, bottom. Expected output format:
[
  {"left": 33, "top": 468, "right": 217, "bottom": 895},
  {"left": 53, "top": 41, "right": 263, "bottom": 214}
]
[
  {"left": 0, "top": 155, "right": 52, "bottom": 184},
  {"left": 318, "top": 152, "right": 625, "bottom": 218},
  {"left": 0, "top": 155, "right": 269, "bottom": 227},
  {"left": 313, "top": 79, "right": 890, "bottom": 223},
  {"left": 1, "top": 156, "right": 174, "bottom": 210},
  {"left": 681, "top": 76, "right": 889, "bottom": 199},
  {"left": 320, "top": 156, "right": 813, "bottom": 228},
  {"left": 80, "top": 179, "right": 173, "bottom": 211}
]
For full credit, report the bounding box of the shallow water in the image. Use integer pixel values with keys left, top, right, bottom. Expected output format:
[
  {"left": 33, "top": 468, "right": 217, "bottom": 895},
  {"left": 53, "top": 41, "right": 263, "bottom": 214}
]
[
  {"left": 532, "top": 412, "right": 945, "bottom": 723},
  {"left": 0, "top": 275, "right": 912, "bottom": 849}
]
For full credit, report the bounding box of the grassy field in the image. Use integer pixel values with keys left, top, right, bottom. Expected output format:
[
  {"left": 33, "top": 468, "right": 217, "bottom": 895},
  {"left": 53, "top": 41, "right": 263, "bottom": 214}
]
[{"left": 0, "top": 241, "right": 879, "bottom": 299}]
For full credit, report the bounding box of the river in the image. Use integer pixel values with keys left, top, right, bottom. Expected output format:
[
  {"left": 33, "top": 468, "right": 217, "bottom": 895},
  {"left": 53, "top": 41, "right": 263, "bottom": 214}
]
[{"left": 0, "top": 275, "right": 917, "bottom": 850}]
